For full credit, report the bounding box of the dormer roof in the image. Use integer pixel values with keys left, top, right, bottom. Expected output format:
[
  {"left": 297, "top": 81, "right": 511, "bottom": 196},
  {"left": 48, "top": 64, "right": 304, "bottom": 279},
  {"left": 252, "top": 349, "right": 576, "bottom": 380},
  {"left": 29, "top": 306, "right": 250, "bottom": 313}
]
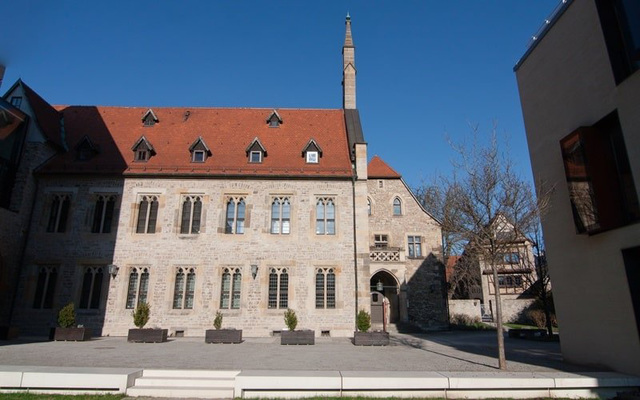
[
  {"left": 301, "top": 139, "right": 323, "bottom": 157},
  {"left": 189, "top": 136, "right": 211, "bottom": 155},
  {"left": 245, "top": 137, "right": 267, "bottom": 156}
]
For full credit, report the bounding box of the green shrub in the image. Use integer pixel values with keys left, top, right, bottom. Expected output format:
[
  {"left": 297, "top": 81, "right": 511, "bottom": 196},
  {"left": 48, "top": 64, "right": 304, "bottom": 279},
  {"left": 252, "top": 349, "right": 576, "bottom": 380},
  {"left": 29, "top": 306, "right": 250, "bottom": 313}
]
[
  {"left": 449, "top": 313, "right": 494, "bottom": 331},
  {"left": 132, "top": 302, "right": 150, "bottom": 328},
  {"left": 58, "top": 302, "right": 76, "bottom": 328},
  {"left": 356, "top": 309, "right": 371, "bottom": 332},
  {"left": 214, "top": 311, "right": 223, "bottom": 330},
  {"left": 450, "top": 313, "right": 480, "bottom": 326},
  {"left": 284, "top": 309, "right": 298, "bottom": 331}
]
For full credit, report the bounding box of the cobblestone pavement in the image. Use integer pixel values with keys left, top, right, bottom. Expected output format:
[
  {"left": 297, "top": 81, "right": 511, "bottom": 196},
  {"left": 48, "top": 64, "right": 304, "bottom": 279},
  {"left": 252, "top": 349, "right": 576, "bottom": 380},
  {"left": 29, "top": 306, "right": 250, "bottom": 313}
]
[{"left": 0, "top": 331, "right": 595, "bottom": 373}]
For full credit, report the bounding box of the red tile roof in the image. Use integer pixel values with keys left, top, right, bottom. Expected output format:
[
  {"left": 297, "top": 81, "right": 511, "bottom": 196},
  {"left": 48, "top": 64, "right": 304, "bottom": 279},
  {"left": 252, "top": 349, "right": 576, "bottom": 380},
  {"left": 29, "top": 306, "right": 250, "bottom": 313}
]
[
  {"left": 40, "top": 106, "right": 354, "bottom": 178},
  {"left": 368, "top": 155, "right": 401, "bottom": 178}
]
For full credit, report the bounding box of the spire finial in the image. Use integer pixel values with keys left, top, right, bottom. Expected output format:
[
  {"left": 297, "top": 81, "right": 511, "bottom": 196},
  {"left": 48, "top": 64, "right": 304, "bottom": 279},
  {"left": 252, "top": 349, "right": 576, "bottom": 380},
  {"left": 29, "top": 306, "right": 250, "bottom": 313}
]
[{"left": 344, "top": 13, "right": 354, "bottom": 47}]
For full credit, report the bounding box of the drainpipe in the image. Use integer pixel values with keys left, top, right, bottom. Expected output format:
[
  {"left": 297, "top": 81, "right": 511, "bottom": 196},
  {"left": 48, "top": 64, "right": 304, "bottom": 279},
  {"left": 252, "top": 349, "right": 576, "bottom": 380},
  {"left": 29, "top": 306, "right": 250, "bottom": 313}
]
[{"left": 351, "top": 174, "right": 359, "bottom": 330}]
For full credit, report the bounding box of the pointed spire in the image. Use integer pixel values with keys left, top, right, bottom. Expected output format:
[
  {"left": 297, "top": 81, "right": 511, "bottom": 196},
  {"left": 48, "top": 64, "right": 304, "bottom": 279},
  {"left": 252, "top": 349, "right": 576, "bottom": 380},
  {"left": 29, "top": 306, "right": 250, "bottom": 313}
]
[
  {"left": 344, "top": 13, "right": 354, "bottom": 48},
  {"left": 342, "top": 14, "right": 356, "bottom": 109}
]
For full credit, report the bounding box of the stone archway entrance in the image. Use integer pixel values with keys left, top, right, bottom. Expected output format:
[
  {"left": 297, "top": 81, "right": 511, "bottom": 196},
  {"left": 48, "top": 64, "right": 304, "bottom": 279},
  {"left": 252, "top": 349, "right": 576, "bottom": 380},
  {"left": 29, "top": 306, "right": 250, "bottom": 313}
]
[{"left": 370, "top": 270, "right": 399, "bottom": 330}]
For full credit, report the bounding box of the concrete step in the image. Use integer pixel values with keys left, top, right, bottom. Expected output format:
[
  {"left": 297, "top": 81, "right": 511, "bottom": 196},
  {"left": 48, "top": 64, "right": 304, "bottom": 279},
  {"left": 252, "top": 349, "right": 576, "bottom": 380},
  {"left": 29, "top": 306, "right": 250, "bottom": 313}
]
[
  {"left": 126, "top": 369, "right": 239, "bottom": 398},
  {"left": 141, "top": 369, "right": 239, "bottom": 378},
  {"left": 126, "top": 385, "right": 233, "bottom": 398},
  {"left": 134, "top": 376, "right": 234, "bottom": 388}
]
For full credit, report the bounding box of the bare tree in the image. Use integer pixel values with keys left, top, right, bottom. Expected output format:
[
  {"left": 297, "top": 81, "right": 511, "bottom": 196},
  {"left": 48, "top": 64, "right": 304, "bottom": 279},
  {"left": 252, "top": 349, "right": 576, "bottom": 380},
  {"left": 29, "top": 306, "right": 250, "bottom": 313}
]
[
  {"left": 418, "top": 125, "right": 551, "bottom": 370},
  {"left": 520, "top": 222, "right": 554, "bottom": 337}
]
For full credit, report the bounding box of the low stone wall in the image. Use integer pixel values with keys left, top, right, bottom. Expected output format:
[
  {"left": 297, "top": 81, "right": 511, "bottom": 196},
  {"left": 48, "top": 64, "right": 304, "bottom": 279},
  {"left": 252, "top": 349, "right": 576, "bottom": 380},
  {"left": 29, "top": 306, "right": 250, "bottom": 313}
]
[
  {"left": 448, "top": 299, "right": 481, "bottom": 321},
  {"left": 502, "top": 298, "right": 536, "bottom": 323}
]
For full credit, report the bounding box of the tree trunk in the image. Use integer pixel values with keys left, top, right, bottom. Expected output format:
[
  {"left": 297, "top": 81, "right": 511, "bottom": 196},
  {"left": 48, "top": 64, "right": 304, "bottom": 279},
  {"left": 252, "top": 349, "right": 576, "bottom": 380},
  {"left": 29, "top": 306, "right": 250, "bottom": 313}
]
[
  {"left": 491, "top": 263, "right": 507, "bottom": 370},
  {"left": 542, "top": 294, "right": 554, "bottom": 337}
]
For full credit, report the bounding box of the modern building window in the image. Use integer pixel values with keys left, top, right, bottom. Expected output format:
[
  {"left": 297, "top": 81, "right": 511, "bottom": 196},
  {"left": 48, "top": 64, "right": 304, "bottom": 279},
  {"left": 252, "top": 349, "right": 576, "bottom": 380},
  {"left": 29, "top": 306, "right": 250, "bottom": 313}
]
[
  {"left": 79, "top": 266, "right": 104, "bottom": 310},
  {"left": 32, "top": 265, "right": 57, "bottom": 309},
  {"left": 92, "top": 195, "right": 116, "bottom": 233},
  {"left": 10, "top": 96, "right": 22, "bottom": 108},
  {"left": 315, "top": 268, "right": 336, "bottom": 309},
  {"left": 268, "top": 267, "right": 288, "bottom": 309},
  {"left": 225, "top": 197, "right": 245, "bottom": 234},
  {"left": 136, "top": 195, "right": 159, "bottom": 234},
  {"left": 46, "top": 194, "right": 71, "bottom": 233},
  {"left": 316, "top": 198, "right": 335, "bottom": 235},
  {"left": 126, "top": 267, "right": 149, "bottom": 309},
  {"left": 393, "top": 197, "right": 402, "bottom": 216},
  {"left": 596, "top": 0, "right": 640, "bottom": 84},
  {"left": 173, "top": 267, "right": 195, "bottom": 309},
  {"left": 220, "top": 268, "right": 241, "bottom": 309},
  {"left": 408, "top": 236, "right": 422, "bottom": 258},
  {"left": 271, "top": 197, "right": 290, "bottom": 234},
  {"left": 374, "top": 234, "right": 388, "bottom": 248},
  {"left": 560, "top": 111, "right": 639, "bottom": 234},
  {"left": 180, "top": 195, "right": 202, "bottom": 234}
]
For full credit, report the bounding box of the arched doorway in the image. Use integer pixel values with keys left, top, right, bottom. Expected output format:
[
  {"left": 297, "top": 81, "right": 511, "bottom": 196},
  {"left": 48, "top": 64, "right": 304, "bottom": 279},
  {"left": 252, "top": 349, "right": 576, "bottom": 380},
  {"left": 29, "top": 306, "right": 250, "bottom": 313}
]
[{"left": 370, "top": 270, "right": 399, "bottom": 330}]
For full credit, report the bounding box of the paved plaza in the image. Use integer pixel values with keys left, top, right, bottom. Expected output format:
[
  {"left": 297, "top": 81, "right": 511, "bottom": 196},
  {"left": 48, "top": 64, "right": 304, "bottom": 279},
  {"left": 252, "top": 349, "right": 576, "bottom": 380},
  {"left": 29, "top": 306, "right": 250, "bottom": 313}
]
[{"left": 0, "top": 331, "right": 596, "bottom": 373}]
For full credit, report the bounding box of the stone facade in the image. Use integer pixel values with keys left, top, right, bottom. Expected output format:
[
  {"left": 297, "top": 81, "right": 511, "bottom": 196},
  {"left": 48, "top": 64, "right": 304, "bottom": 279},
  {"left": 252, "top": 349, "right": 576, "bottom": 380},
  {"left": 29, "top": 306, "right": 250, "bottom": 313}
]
[
  {"left": 2, "top": 16, "right": 449, "bottom": 338},
  {"left": 367, "top": 176, "right": 447, "bottom": 330}
]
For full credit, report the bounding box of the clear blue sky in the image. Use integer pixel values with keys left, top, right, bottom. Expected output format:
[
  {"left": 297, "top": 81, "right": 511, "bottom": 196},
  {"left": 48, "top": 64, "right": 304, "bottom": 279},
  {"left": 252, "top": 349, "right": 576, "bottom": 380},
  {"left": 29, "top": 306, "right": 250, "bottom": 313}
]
[{"left": 1, "top": 1, "right": 559, "bottom": 189}]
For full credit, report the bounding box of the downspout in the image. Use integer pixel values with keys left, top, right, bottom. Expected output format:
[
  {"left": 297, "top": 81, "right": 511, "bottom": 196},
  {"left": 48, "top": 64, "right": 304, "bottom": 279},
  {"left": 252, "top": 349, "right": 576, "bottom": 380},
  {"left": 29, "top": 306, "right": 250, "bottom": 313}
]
[{"left": 351, "top": 172, "right": 359, "bottom": 330}]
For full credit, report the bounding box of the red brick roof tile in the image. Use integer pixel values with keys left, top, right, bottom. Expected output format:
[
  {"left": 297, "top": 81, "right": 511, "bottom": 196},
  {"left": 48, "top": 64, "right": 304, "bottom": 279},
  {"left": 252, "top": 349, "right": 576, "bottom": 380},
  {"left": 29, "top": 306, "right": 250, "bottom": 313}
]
[
  {"left": 368, "top": 155, "right": 401, "bottom": 178},
  {"left": 40, "top": 106, "right": 354, "bottom": 178}
]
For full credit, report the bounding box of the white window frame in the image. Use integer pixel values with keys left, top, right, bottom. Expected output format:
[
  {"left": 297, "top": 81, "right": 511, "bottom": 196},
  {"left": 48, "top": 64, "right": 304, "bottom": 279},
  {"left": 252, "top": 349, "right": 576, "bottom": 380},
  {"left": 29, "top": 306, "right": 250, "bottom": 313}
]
[
  {"left": 249, "top": 151, "right": 262, "bottom": 163},
  {"left": 306, "top": 151, "right": 319, "bottom": 163}
]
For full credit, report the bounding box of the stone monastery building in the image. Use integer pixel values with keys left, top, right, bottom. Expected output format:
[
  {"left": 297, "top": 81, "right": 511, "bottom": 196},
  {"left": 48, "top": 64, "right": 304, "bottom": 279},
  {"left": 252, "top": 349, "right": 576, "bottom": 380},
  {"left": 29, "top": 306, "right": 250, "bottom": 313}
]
[{"left": 0, "top": 17, "right": 447, "bottom": 337}]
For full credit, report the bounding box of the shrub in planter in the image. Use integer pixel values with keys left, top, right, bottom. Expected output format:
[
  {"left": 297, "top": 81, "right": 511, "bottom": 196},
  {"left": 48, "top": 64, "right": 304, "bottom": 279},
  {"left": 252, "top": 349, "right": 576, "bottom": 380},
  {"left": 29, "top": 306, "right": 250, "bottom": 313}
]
[
  {"left": 356, "top": 309, "right": 371, "bottom": 332},
  {"left": 128, "top": 302, "right": 167, "bottom": 343},
  {"left": 58, "top": 302, "right": 76, "bottom": 328},
  {"left": 133, "top": 302, "right": 150, "bottom": 328},
  {"left": 353, "top": 310, "right": 388, "bottom": 346},
  {"left": 54, "top": 302, "right": 91, "bottom": 341},
  {"left": 281, "top": 309, "right": 314, "bottom": 345},
  {"left": 205, "top": 311, "right": 242, "bottom": 344}
]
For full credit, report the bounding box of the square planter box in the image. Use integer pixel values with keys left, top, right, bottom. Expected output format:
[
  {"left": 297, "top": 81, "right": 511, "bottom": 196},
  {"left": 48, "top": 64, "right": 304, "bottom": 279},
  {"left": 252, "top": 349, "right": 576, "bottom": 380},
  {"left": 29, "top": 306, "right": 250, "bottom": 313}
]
[
  {"left": 54, "top": 327, "right": 92, "bottom": 341},
  {"left": 353, "top": 331, "right": 389, "bottom": 346},
  {"left": 281, "top": 330, "right": 315, "bottom": 345},
  {"left": 128, "top": 328, "right": 168, "bottom": 343},
  {"left": 0, "top": 326, "right": 19, "bottom": 340},
  {"left": 205, "top": 329, "right": 242, "bottom": 344}
]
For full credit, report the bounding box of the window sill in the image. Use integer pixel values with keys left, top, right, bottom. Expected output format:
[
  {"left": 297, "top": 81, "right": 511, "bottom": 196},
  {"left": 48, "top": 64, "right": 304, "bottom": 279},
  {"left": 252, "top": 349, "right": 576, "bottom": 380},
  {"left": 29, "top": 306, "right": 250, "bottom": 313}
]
[{"left": 407, "top": 256, "right": 425, "bottom": 260}]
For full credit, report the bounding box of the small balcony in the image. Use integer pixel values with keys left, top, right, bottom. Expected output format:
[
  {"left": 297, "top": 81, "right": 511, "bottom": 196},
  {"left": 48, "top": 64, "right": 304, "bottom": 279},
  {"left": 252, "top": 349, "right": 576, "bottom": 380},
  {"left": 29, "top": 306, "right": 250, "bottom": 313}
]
[{"left": 369, "top": 247, "right": 403, "bottom": 262}]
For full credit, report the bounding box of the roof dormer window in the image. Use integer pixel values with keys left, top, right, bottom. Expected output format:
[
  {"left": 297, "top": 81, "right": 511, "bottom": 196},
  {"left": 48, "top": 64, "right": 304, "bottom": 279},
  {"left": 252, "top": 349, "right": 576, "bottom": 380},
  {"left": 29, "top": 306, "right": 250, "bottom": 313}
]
[
  {"left": 189, "top": 136, "right": 211, "bottom": 163},
  {"left": 75, "top": 136, "right": 99, "bottom": 161},
  {"left": 132, "top": 136, "right": 155, "bottom": 162},
  {"left": 302, "top": 139, "right": 323, "bottom": 164},
  {"left": 142, "top": 109, "right": 158, "bottom": 127},
  {"left": 246, "top": 137, "right": 267, "bottom": 164},
  {"left": 266, "top": 109, "right": 282, "bottom": 128}
]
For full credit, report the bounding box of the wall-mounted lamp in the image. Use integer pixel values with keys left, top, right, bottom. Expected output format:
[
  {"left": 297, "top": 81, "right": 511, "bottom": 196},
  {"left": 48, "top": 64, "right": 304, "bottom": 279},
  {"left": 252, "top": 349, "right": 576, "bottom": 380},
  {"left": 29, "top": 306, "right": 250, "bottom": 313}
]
[
  {"left": 108, "top": 264, "right": 119, "bottom": 277},
  {"left": 376, "top": 280, "right": 384, "bottom": 292},
  {"left": 251, "top": 264, "right": 258, "bottom": 280}
]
